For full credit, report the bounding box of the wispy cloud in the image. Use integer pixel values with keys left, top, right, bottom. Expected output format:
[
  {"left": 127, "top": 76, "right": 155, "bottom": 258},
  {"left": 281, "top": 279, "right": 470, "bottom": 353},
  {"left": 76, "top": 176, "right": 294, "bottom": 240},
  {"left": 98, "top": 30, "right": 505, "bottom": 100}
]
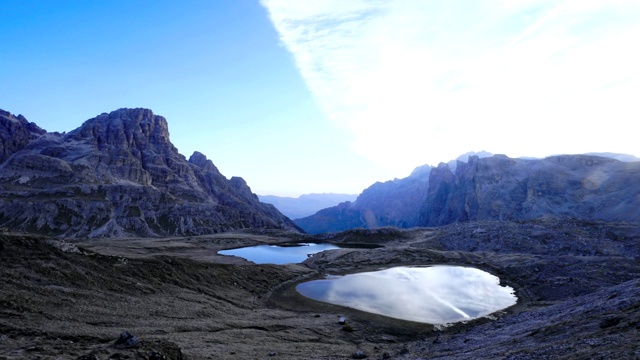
[{"left": 262, "top": 0, "right": 640, "bottom": 174}]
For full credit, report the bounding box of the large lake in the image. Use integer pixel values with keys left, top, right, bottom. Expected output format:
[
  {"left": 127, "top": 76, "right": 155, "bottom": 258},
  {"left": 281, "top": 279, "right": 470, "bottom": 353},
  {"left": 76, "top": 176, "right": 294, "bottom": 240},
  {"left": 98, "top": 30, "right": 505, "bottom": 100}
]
[
  {"left": 218, "top": 243, "right": 339, "bottom": 264},
  {"left": 296, "top": 265, "right": 517, "bottom": 324}
]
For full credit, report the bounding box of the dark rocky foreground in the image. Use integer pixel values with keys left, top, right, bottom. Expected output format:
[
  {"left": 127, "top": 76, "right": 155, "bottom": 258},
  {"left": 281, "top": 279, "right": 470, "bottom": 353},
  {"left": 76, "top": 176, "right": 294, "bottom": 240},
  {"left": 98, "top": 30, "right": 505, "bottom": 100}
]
[{"left": 1, "top": 219, "right": 639, "bottom": 359}]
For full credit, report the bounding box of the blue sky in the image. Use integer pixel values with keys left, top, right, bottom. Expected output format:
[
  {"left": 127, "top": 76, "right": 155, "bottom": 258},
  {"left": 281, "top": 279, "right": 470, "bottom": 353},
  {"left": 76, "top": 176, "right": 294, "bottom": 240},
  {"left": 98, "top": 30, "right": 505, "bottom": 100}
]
[{"left": 2, "top": 1, "right": 639, "bottom": 196}]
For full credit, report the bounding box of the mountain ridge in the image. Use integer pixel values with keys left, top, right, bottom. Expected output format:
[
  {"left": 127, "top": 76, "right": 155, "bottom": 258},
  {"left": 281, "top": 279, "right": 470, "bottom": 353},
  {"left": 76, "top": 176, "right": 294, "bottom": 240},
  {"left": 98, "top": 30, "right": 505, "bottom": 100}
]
[
  {"left": 296, "top": 153, "right": 640, "bottom": 233},
  {"left": 0, "top": 108, "right": 299, "bottom": 238}
]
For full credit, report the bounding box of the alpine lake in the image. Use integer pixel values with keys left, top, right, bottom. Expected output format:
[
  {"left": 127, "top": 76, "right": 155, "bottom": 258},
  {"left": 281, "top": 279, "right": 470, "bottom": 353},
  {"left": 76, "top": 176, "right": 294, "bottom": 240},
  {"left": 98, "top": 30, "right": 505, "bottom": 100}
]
[
  {"left": 218, "top": 242, "right": 341, "bottom": 265},
  {"left": 219, "top": 243, "right": 517, "bottom": 324}
]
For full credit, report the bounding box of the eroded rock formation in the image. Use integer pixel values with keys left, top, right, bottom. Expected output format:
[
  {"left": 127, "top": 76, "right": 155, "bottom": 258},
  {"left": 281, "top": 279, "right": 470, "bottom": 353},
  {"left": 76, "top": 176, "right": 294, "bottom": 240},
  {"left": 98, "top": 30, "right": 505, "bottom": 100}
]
[{"left": 0, "top": 108, "right": 299, "bottom": 237}]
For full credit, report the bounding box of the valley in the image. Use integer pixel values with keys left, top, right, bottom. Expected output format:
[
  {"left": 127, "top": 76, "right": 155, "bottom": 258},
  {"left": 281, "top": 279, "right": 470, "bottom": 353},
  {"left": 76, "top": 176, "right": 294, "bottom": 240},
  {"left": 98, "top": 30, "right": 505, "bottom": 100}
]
[
  {"left": 2, "top": 218, "right": 638, "bottom": 359},
  {"left": 1, "top": 108, "right": 638, "bottom": 359}
]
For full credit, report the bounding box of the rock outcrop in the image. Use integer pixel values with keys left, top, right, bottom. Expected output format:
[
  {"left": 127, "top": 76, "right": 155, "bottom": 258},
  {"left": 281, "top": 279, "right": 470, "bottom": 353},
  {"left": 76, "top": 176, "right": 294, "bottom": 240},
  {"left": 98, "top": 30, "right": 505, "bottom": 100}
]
[
  {"left": 296, "top": 153, "right": 640, "bottom": 233},
  {"left": 0, "top": 108, "right": 299, "bottom": 237}
]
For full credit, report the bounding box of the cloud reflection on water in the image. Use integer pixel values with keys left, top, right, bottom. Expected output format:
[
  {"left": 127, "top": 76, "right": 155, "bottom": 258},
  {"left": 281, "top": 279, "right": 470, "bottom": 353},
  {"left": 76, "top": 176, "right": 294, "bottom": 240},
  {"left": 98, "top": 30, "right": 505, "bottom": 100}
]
[{"left": 296, "top": 266, "right": 516, "bottom": 324}]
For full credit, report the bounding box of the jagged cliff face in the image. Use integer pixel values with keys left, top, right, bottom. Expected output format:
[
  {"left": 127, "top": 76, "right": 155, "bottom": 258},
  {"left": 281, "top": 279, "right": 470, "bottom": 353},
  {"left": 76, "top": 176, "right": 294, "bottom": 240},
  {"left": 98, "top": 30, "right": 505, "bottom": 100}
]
[
  {"left": 0, "top": 108, "right": 299, "bottom": 237},
  {"left": 419, "top": 154, "right": 640, "bottom": 226},
  {"left": 296, "top": 154, "right": 640, "bottom": 234}
]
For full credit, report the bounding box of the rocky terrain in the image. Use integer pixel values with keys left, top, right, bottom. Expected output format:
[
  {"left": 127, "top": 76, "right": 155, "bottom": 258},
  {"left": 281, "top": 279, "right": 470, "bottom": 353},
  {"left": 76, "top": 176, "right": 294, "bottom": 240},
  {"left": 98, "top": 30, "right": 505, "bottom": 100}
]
[
  {"left": 296, "top": 153, "right": 640, "bottom": 234},
  {"left": 1, "top": 217, "right": 638, "bottom": 359},
  {"left": 0, "top": 108, "right": 298, "bottom": 238}
]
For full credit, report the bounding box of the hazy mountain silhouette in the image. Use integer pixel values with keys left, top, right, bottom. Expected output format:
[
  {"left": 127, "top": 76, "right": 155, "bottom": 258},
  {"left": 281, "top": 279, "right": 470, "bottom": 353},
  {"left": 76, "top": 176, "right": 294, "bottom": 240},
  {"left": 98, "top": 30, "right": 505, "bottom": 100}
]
[
  {"left": 294, "top": 164, "right": 433, "bottom": 234},
  {"left": 259, "top": 193, "right": 357, "bottom": 220}
]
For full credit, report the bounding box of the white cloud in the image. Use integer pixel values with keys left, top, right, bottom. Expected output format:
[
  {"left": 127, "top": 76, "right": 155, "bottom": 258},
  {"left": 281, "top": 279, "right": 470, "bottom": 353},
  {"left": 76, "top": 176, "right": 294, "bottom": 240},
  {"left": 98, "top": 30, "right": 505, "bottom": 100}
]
[{"left": 261, "top": 0, "right": 640, "bottom": 174}]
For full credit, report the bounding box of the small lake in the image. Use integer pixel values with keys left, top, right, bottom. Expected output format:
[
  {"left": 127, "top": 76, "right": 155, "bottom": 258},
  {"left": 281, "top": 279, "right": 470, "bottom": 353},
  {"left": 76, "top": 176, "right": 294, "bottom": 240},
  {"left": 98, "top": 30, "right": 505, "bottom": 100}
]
[
  {"left": 218, "top": 243, "right": 340, "bottom": 264},
  {"left": 296, "top": 266, "right": 517, "bottom": 324}
]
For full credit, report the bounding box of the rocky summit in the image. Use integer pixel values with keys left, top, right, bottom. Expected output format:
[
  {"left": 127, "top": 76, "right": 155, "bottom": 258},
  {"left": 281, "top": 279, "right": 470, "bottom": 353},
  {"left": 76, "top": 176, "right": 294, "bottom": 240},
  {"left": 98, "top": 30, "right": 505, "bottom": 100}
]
[{"left": 0, "top": 108, "right": 299, "bottom": 237}]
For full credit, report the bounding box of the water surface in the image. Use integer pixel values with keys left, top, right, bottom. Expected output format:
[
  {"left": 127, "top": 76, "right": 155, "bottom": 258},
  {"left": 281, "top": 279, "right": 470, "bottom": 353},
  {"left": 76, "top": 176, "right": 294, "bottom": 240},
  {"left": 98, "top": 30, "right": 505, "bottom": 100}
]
[
  {"left": 218, "top": 243, "right": 339, "bottom": 264},
  {"left": 296, "top": 266, "right": 517, "bottom": 324}
]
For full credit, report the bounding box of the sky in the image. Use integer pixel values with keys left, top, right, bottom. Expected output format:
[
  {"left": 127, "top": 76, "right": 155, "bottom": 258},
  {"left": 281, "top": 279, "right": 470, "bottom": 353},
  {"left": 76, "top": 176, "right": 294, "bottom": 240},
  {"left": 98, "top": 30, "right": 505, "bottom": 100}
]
[{"left": 1, "top": 0, "right": 639, "bottom": 197}]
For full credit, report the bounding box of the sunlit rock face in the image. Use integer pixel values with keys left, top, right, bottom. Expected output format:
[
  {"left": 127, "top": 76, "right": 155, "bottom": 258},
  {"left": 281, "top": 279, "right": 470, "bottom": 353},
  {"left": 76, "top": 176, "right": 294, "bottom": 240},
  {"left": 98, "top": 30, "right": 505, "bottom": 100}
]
[{"left": 0, "top": 108, "right": 299, "bottom": 237}]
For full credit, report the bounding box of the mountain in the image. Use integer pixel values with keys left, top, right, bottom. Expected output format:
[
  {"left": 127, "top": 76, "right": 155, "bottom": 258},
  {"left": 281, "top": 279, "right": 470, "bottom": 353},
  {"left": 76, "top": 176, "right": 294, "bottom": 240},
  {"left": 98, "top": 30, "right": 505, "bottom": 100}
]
[
  {"left": 446, "top": 150, "right": 493, "bottom": 172},
  {"left": 294, "top": 151, "right": 492, "bottom": 234},
  {"left": 0, "top": 108, "right": 299, "bottom": 238},
  {"left": 258, "top": 193, "right": 358, "bottom": 219},
  {"left": 419, "top": 154, "right": 640, "bottom": 226},
  {"left": 294, "top": 164, "right": 432, "bottom": 234},
  {"left": 296, "top": 153, "right": 640, "bottom": 234}
]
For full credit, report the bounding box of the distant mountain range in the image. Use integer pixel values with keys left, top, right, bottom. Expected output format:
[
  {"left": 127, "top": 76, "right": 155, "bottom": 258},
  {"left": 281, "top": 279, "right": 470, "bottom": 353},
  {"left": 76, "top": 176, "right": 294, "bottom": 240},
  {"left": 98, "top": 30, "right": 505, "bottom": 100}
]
[
  {"left": 3, "top": 107, "right": 637, "bottom": 238},
  {"left": 295, "top": 152, "right": 640, "bottom": 233},
  {"left": 0, "top": 108, "right": 299, "bottom": 237},
  {"left": 258, "top": 193, "right": 357, "bottom": 220}
]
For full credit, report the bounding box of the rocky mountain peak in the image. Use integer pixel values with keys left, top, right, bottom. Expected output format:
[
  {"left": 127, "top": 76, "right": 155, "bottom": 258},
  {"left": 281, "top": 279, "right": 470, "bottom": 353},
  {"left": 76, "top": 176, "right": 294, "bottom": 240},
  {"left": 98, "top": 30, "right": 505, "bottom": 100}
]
[
  {"left": 0, "top": 108, "right": 299, "bottom": 237},
  {"left": 189, "top": 151, "right": 208, "bottom": 165},
  {"left": 66, "top": 108, "right": 172, "bottom": 152},
  {"left": 446, "top": 150, "right": 493, "bottom": 172},
  {"left": 189, "top": 151, "right": 219, "bottom": 172},
  {"left": 229, "top": 176, "right": 258, "bottom": 201},
  {"left": 0, "top": 109, "right": 46, "bottom": 164}
]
